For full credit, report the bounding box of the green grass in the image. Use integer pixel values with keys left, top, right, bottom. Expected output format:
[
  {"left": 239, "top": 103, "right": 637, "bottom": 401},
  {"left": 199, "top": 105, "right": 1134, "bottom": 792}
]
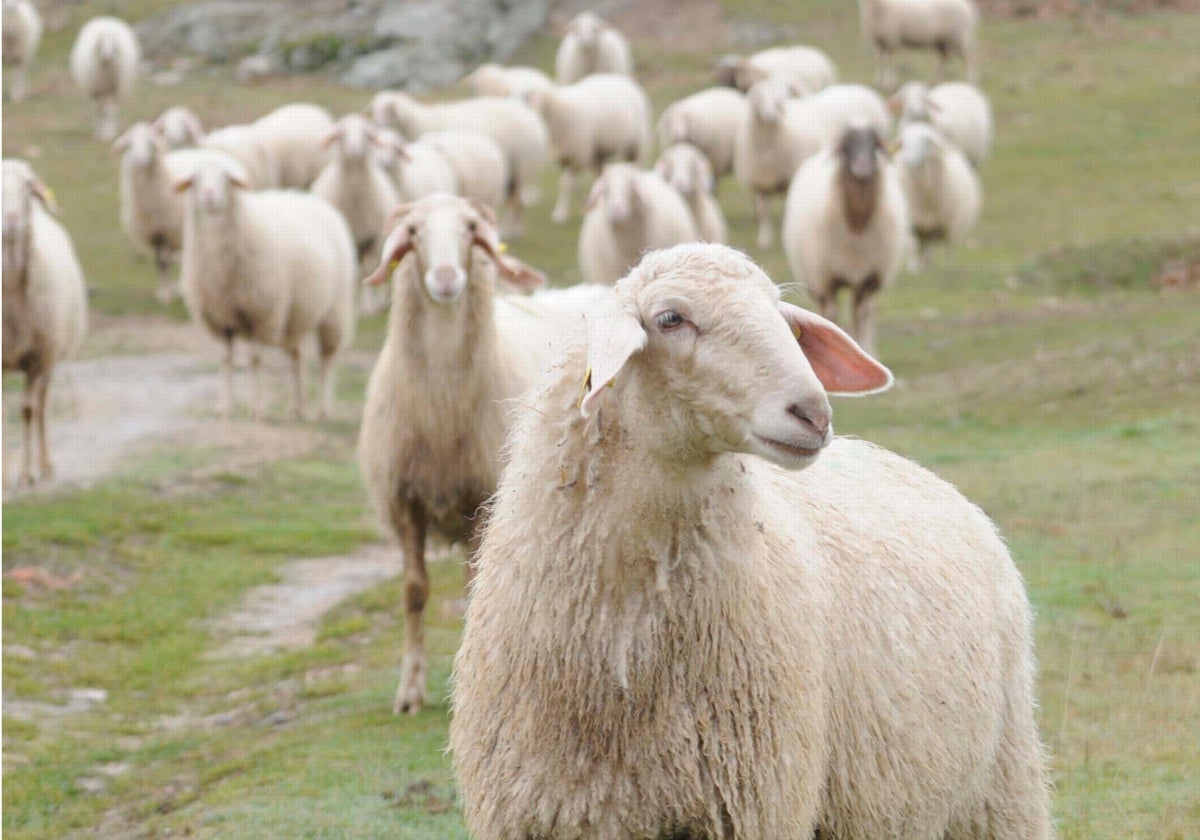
[{"left": 5, "top": 1, "right": 1200, "bottom": 838}]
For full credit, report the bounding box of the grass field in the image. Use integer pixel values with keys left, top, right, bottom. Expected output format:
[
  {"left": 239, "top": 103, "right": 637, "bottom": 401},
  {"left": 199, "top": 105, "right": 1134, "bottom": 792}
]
[{"left": 3, "top": 1, "right": 1199, "bottom": 837}]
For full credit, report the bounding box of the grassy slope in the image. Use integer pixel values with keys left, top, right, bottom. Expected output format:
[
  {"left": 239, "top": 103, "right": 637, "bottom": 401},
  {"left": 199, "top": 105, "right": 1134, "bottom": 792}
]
[{"left": 4, "top": 1, "right": 1199, "bottom": 837}]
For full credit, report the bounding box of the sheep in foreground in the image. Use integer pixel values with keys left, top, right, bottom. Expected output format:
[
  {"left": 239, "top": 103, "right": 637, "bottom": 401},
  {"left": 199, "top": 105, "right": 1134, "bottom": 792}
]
[
  {"left": 654, "top": 142, "right": 727, "bottom": 244},
  {"left": 529, "top": 74, "right": 652, "bottom": 223},
  {"left": 368, "top": 92, "right": 548, "bottom": 237},
  {"left": 654, "top": 87, "right": 747, "bottom": 178},
  {"left": 418, "top": 130, "right": 509, "bottom": 211},
  {"left": 2, "top": 0, "right": 42, "bottom": 103},
  {"left": 175, "top": 161, "right": 355, "bottom": 420},
  {"left": 892, "top": 80, "right": 993, "bottom": 166},
  {"left": 450, "top": 242, "right": 1054, "bottom": 840},
  {"left": 894, "top": 121, "right": 982, "bottom": 267},
  {"left": 69, "top": 16, "right": 140, "bottom": 141},
  {"left": 374, "top": 130, "right": 459, "bottom": 201},
  {"left": 154, "top": 106, "right": 204, "bottom": 149},
  {"left": 578, "top": 163, "right": 699, "bottom": 286},
  {"left": 714, "top": 44, "right": 837, "bottom": 95},
  {"left": 783, "top": 127, "right": 910, "bottom": 355},
  {"left": 2, "top": 160, "right": 88, "bottom": 487},
  {"left": 554, "top": 11, "right": 633, "bottom": 83},
  {"left": 858, "top": 0, "right": 979, "bottom": 88},
  {"left": 357, "top": 193, "right": 613, "bottom": 714},
  {"left": 463, "top": 63, "right": 553, "bottom": 100}
]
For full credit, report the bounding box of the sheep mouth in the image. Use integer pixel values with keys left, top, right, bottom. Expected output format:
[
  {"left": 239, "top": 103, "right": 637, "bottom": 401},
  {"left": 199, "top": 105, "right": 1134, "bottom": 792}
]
[{"left": 753, "top": 433, "right": 823, "bottom": 461}]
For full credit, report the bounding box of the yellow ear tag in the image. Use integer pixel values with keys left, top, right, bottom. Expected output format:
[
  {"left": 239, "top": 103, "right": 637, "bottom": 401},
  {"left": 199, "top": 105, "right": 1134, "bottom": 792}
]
[
  {"left": 791, "top": 323, "right": 802, "bottom": 340},
  {"left": 44, "top": 187, "right": 57, "bottom": 204},
  {"left": 576, "top": 365, "right": 593, "bottom": 410},
  {"left": 497, "top": 241, "right": 508, "bottom": 254},
  {"left": 387, "top": 258, "right": 401, "bottom": 272}
]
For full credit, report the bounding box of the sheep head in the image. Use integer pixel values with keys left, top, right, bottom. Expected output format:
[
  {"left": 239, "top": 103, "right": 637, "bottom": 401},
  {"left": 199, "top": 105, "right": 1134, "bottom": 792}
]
[
  {"left": 154, "top": 107, "right": 205, "bottom": 149},
  {"left": 567, "top": 12, "right": 606, "bottom": 50},
  {"left": 366, "top": 92, "right": 418, "bottom": 139},
  {"left": 655, "top": 143, "right": 714, "bottom": 199},
  {"left": 746, "top": 76, "right": 797, "bottom": 125},
  {"left": 113, "top": 122, "right": 167, "bottom": 168},
  {"left": 894, "top": 122, "right": 949, "bottom": 170},
  {"left": 321, "top": 114, "right": 381, "bottom": 162},
  {"left": 584, "top": 164, "right": 647, "bottom": 227},
  {"left": 172, "top": 160, "right": 251, "bottom": 214}
]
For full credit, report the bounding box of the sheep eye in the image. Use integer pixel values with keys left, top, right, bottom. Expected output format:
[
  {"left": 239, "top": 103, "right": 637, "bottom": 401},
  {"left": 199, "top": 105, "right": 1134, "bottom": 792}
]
[
  {"left": 467, "top": 220, "right": 477, "bottom": 233},
  {"left": 655, "top": 310, "right": 685, "bottom": 331},
  {"left": 407, "top": 225, "right": 417, "bottom": 236}
]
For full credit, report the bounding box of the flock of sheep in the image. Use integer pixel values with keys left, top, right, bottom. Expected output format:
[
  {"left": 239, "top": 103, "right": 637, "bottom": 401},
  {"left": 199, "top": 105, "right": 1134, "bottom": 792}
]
[{"left": 3, "top": 0, "right": 1055, "bottom": 836}]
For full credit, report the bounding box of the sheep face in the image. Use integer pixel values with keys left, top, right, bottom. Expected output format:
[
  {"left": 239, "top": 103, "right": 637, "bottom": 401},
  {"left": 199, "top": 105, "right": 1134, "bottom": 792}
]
[
  {"left": 113, "top": 122, "right": 165, "bottom": 169},
  {"left": 568, "top": 12, "right": 604, "bottom": 50},
  {"left": 580, "top": 245, "right": 892, "bottom": 470},
  {"left": 891, "top": 81, "right": 930, "bottom": 123},
  {"left": 155, "top": 108, "right": 204, "bottom": 149},
  {"left": 368, "top": 93, "right": 418, "bottom": 140},
  {"left": 747, "top": 77, "right": 794, "bottom": 125},
  {"left": 839, "top": 127, "right": 885, "bottom": 182},
  {"left": 897, "top": 122, "right": 945, "bottom": 170},
  {"left": 655, "top": 144, "right": 714, "bottom": 199},
  {"left": 587, "top": 165, "right": 643, "bottom": 227},
  {"left": 173, "top": 161, "right": 249, "bottom": 215},
  {"left": 324, "top": 114, "right": 377, "bottom": 162}
]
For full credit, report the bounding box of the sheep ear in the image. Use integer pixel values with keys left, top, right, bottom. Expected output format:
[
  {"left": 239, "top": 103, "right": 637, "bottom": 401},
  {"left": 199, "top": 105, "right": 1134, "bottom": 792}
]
[
  {"left": 365, "top": 213, "right": 415, "bottom": 286},
  {"left": 186, "top": 114, "right": 205, "bottom": 142},
  {"left": 171, "top": 175, "right": 195, "bottom": 194},
  {"left": 29, "top": 178, "right": 61, "bottom": 217},
  {"left": 495, "top": 256, "right": 545, "bottom": 293},
  {"left": 228, "top": 171, "right": 251, "bottom": 191},
  {"left": 320, "top": 126, "right": 343, "bottom": 148},
  {"left": 778, "top": 302, "right": 893, "bottom": 396},
  {"left": 583, "top": 177, "right": 607, "bottom": 213},
  {"left": 581, "top": 298, "right": 647, "bottom": 418},
  {"left": 924, "top": 95, "right": 943, "bottom": 115}
]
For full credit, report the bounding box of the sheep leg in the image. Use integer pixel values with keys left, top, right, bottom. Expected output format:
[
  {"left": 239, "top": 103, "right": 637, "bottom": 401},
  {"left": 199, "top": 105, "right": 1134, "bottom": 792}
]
[
  {"left": 153, "top": 241, "right": 176, "bottom": 305},
  {"left": 817, "top": 287, "right": 840, "bottom": 328},
  {"left": 852, "top": 277, "right": 880, "bottom": 357},
  {"left": 392, "top": 500, "right": 430, "bottom": 715},
  {"left": 317, "top": 350, "right": 335, "bottom": 421},
  {"left": 876, "top": 45, "right": 898, "bottom": 91},
  {"left": 249, "top": 348, "right": 264, "bottom": 421},
  {"left": 17, "top": 372, "right": 37, "bottom": 488},
  {"left": 754, "top": 193, "right": 775, "bottom": 249},
  {"left": 96, "top": 98, "right": 118, "bottom": 142},
  {"left": 34, "top": 369, "right": 54, "bottom": 481},
  {"left": 551, "top": 168, "right": 576, "bottom": 224},
  {"left": 288, "top": 347, "right": 305, "bottom": 421},
  {"left": 505, "top": 192, "right": 525, "bottom": 240},
  {"left": 10, "top": 68, "right": 27, "bottom": 103},
  {"left": 216, "top": 336, "right": 235, "bottom": 418}
]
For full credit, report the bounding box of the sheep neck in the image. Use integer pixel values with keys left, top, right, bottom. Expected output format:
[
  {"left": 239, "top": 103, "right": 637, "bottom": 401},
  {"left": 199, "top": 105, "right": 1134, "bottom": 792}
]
[{"left": 838, "top": 165, "right": 880, "bottom": 233}]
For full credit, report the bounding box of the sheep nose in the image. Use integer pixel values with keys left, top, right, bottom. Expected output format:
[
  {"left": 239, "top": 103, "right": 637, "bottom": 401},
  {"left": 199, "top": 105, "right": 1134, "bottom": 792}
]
[
  {"left": 433, "top": 265, "right": 458, "bottom": 286},
  {"left": 787, "top": 403, "right": 830, "bottom": 438}
]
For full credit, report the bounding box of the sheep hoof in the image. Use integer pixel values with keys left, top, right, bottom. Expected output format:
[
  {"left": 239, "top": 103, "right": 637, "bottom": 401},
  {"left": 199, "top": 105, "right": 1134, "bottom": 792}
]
[
  {"left": 393, "top": 684, "right": 424, "bottom": 716},
  {"left": 16, "top": 471, "right": 36, "bottom": 489},
  {"left": 154, "top": 284, "right": 178, "bottom": 306}
]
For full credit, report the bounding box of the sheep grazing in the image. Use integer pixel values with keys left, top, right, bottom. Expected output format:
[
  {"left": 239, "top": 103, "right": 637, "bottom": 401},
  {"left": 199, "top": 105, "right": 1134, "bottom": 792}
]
[
  {"left": 894, "top": 121, "right": 982, "bottom": 267},
  {"left": 357, "top": 193, "right": 612, "bottom": 714},
  {"left": 175, "top": 161, "right": 355, "bottom": 420},
  {"left": 417, "top": 130, "right": 509, "bottom": 212},
  {"left": 858, "top": 0, "right": 980, "bottom": 88},
  {"left": 69, "top": 16, "right": 141, "bottom": 141},
  {"left": 450, "top": 242, "right": 1054, "bottom": 840},
  {"left": 714, "top": 44, "right": 838, "bottom": 95},
  {"left": 2, "top": 0, "right": 42, "bottom": 103},
  {"left": 654, "top": 142, "right": 727, "bottom": 244},
  {"left": 783, "top": 127, "right": 910, "bottom": 356},
  {"left": 554, "top": 11, "right": 633, "bottom": 83},
  {"left": 528, "top": 74, "right": 653, "bottom": 224},
  {"left": 153, "top": 106, "right": 205, "bottom": 150},
  {"left": 2, "top": 160, "right": 88, "bottom": 487},
  {"left": 892, "top": 80, "right": 993, "bottom": 167},
  {"left": 578, "top": 163, "right": 699, "bottom": 286},
  {"left": 654, "top": 87, "right": 747, "bottom": 179},
  {"left": 463, "top": 63, "right": 553, "bottom": 100}
]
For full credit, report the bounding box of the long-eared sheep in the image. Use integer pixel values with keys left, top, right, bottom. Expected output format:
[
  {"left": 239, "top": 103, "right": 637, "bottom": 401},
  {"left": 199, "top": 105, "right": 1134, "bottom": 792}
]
[
  {"left": 174, "top": 161, "right": 355, "bottom": 420},
  {"left": 578, "top": 163, "right": 699, "bottom": 286},
  {"left": 153, "top": 106, "right": 204, "bottom": 149},
  {"left": 417, "top": 130, "right": 509, "bottom": 212},
  {"left": 894, "top": 121, "right": 982, "bottom": 267},
  {"left": 655, "top": 87, "right": 748, "bottom": 179},
  {"left": 2, "top": 160, "right": 88, "bottom": 487},
  {"left": 858, "top": 0, "right": 980, "bottom": 88},
  {"left": 554, "top": 11, "right": 633, "bottom": 83},
  {"left": 528, "top": 73, "right": 652, "bottom": 224},
  {"left": 892, "top": 80, "right": 993, "bottom": 166},
  {"left": 463, "top": 63, "right": 553, "bottom": 100},
  {"left": 783, "top": 127, "right": 910, "bottom": 355},
  {"left": 357, "top": 192, "right": 612, "bottom": 714},
  {"left": 2, "top": 0, "right": 42, "bottom": 103},
  {"left": 69, "top": 16, "right": 141, "bottom": 141},
  {"left": 714, "top": 44, "right": 838, "bottom": 94},
  {"left": 450, "top": 242, "right": 1054, "bottom": 840},
  {"left": 655, "top": 142, "right": 727, "bottom": 244}
]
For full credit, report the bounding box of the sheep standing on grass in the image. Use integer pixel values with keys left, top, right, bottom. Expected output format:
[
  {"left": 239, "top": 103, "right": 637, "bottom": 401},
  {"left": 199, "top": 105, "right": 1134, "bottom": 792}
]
[
  {"left": 2, "top": 160, "right": 88, "bottom": 488},
  {"left": 892, "top": 80, "right": 993, "bottom": 167},
  {"left": 655, "top": 142, "right": 727, "bottom": 244},
  {"left": 858, "top": 0, "right": 980, "bottom": 88},
  {"left": 357, "top": 193, "right": 612, "bottom": 714},
  {"left": 555, "top": 11, "right": 633, "bottom": 83},
  {"left": 69, "top": 16, "right": 140, "bottom": 141},
  {"left": 175, "top": 161, "right": 355, "bottom": 421},
  {"left": 450, "top": 243, "right": 1054, "bottom": 840},
  {"left": 655, "top": 87, "right": 748, "bottom": 179},
  {"left": 895, "top": 121, "right": 982, "bottom": 268},
  {"left": 2, "top": 0, "right": 42, "bottom": 103}
]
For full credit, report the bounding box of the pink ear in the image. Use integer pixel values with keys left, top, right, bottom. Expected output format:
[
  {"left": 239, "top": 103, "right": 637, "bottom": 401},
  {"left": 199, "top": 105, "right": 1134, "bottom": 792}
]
[
  {"left": 778, "top": 302, "right": 893, "bottom": 395},
  {"left": 580, "top": 299, "right": 647, "bottom": 417}
]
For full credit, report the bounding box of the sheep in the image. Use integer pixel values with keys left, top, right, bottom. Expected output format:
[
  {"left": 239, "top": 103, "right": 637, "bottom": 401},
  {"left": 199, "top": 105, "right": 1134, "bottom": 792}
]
[
  {"left": 463, "top": 63, "right": 553, "bottom": 100},
  {"left": 714, "top": 44, "right": 838, "bottom": 95},
  {"left": 654, "top": 142, "right": 727, "bottom": 244},
  {"left": 891, "top": 80, "right": 993, "bottom": 167},
  {"left": 654, "top": 87, "right": 747, "bottom": 179},
  {"left": 858, "top": 0, "right": 980, "bottom": 88},
  {"left": 373, "top": 129, "right": 459, "bottom": 201},
  {"left": 554, "top": 11, "right": 633, "bottom": 83},
  {"left": 250, "top": 102, "right": 334, "bottom": 189},
  {"left": 368, "top": 92, "right": 548, "bottom": 237},
  {"left": 417, "top": 130, "right": 509, "bottom": 211},
  {"left": 783, "top": 127, "right": 910, "bottom": 356},
  {"left": 69, "top": 16, "right": 141, "bottom": 141},
  {"left": 153, "top": 106, "right": 205, "bottom": 149},
  {"left": 449, "top": 242, "right": 1054, "bottom": 840},
  {"left": 2, "top": 160, "right": 88, "bottom": 487},
  {"left": 2, "top": 0, "right": 42, "bottom": 103},
  {"left": 174, "top": 161, "right": 355, "bottom": 421},
  {"left": 356, "top": 193, "right": 613, "bottom": 714},
  {"left": 528, "top": 74, "right": 652, "bottom": 224},
  {"left": 199, "top": 124, "right": 272, "bottom": 189},
  {"left": 894, "top": 121, "right": 982, "bottom": 267},
  {"left": 578, "top": 163, "right": 699, "bottom": 287}
]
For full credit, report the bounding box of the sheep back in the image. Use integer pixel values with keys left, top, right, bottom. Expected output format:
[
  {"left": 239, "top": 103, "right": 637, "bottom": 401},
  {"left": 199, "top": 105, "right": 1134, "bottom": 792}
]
[{"left": 69, "top": 16, "right": 139, "bottom": 98}]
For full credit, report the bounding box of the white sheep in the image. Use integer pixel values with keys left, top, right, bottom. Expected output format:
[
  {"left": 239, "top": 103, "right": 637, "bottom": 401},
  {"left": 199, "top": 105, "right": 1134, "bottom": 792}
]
[
  {"left": 858, "top": 0, "right": 980, "bottom": 88},
  {"left": 463, "top": 63, "right": 553, "bottom": 100},
  {"left": 2, "top": 0, "right": 42, "bottom": 103},
  {"left": 554, "top": 11, "right": 633, "bottom": 83},
  {"left": 578, "top": 163, "right": 699, "bottom": 287},
  {"left": 783, "top": 127, "right": 910, "bottom": 356},
  {"left": 892, "top": 80, "right": 993, "bottom": 166},
  {"left": 251, "top": 102, "right": 334, "bottom": 189},
  {"left": 175, "top": 161, "right": 356, "bottom": 420},
  {"left": 528, "top": 74, "right": 652, "bottom": 224},
  {"left": 69, "top": 16, "right": 141, "bottom": 141},
  {"left": 417, "top": 130, "right": 509, "bottom": 212},
  {"left": 373, "top": 129, "right": 459, "bottom": 201},
  {"left": 654, "top": 142, "right": 727, "bottom": 244},
  {"left": 450, "top": 242, "right": 1054, "bottom": 840},
  {"left": 654, "top": 87, "right": 747, "bottom": 179},
  {"left": 153, "top": 106, "right": 205, "bottom": 149},
  {"left": 357, "top": 193, "right": 613, "bottom": 714},
  {"left": 2, "top": 160, "right": 88, "bottom": 487},
  {"left": 199, "top": 123, "right": 272, "bottom": 190},
  {"left": 714, "top": 44, "right": 838, "bottom": 94},
  {"left": 894, "top": 121, "right": 982, "bottom": 267}
]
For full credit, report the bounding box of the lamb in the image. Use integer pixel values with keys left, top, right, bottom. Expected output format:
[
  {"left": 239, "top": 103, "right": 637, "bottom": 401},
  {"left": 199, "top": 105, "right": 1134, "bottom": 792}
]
[
  {"left": 153, "top": 106, "right": 205, "bottom": 149},
  {"left": 2, "top": 0, "right": 42, "bottom": 103},
  {"left": 654, "top": 87, "right": 747, "bottom": 179},
  {"left": 449, "top": 242, "right": 1054, "bottom": 840},
  {"left": 578, "top": 163, "right": 699, "bottom": 286},
  {"left": 174, "top": 161, "right": 355, "bottom": 420},
  {"left": 2, "top": 160, "right": 88, "bottom": 487},
  {"left": 368, "top": 92, "right": 548, "bottom": 237},
  {"left": 654, "top": 142, "right": 727, "bottom": 244},
  {"left": 417, "top": 130, "right": 509, "bottom": 211},
  {"left": 373, "top": 129, "right": 459, "bottom": 201},
  {"left": 554, "top": 11, "right": 633, "bottom": 83},
  {"left": 858, "top": 0, "right": 980, "bottom": 88},
  {"left": 356, "top": 193, "right": 613, "bottom": 714},
  {"left": 892, "top": 80, "right": 993, "bottom": 166},
  {"left": 250, "top": 102, "right": 334, "bottom": 188},
  {"left": 69, "top": 16, "right": 141, "bottom": 141},
  {"left": 782, "top": 127, "right": 910, "bottom": 356},
  {"left": 463, "top": 63, "right": 553, "bottom": 100},
  {"left": 894, "top": 121, "right": 982, "bottom": 267},
  {"left": 714, "top": 44, "right": 837, "bottom": 95},
  {"left": 528, "top": 74, "right": 652, "bottom": 224}
]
